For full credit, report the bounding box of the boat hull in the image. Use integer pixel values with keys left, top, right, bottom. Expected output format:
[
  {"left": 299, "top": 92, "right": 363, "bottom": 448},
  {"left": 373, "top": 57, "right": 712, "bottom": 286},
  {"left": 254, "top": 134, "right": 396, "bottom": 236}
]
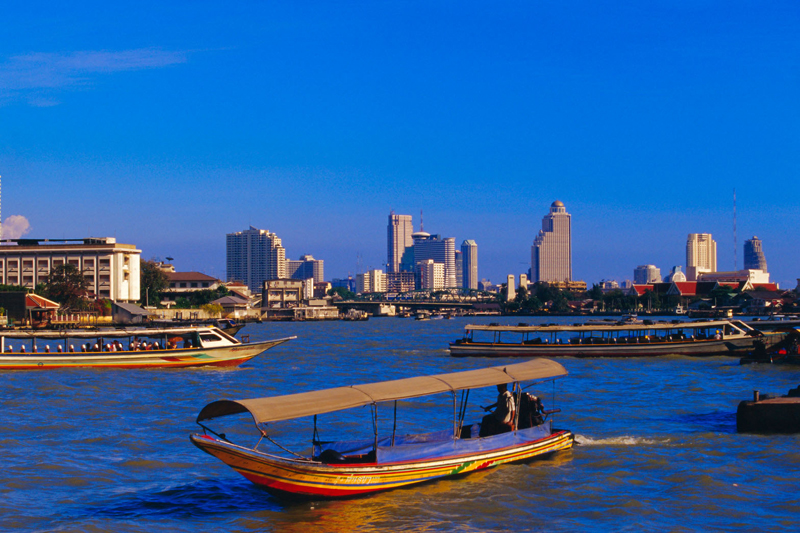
[
  {"left": 450, "top": 337, "right": 763, "bottom": 358},
  {"left": 0, "top": 337, "right": 293, "bottom": 370},
  {"left": 191, "top": 429, "right": 574, "bottom": 498}
]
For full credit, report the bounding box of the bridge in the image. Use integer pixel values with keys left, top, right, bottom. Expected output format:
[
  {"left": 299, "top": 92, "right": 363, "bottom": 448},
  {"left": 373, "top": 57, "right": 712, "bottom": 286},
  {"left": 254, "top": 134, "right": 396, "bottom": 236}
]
[{"left": 332, "top": 288, "right": 500, "bottom": 315}]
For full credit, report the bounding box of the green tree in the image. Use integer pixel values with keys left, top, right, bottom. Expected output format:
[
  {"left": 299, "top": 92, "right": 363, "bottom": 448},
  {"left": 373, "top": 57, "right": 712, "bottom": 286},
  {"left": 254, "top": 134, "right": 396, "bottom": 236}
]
[
  {"left": 140, "top": 260, "right": 170, "bottom": 307},
  {"left": 328, "top": 287, "right": 356, "bottom": 300},
  {"left": 41, "top": 264, "right": 89, "bottom": 311}
]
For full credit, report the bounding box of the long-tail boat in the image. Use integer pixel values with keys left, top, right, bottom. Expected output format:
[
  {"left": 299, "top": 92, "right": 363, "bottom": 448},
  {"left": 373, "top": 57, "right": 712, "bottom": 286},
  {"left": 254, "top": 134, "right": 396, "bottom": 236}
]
[
  {"left": 191, "top": 359, "right": 573, "bottom": 498},
  {"left": 450, "top": 319, "right": 777, "bottom": 358},
  {"left": 0, "top": 326, "right": 294, "bottom": 370}
]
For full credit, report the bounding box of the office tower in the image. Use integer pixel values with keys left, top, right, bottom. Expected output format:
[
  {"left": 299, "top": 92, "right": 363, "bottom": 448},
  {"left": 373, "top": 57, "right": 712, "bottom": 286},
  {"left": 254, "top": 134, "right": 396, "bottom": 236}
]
[
  {"left": 413, "top": 233, "right": 457, "bottom": 288},
  {"left": 287, "top": 254, "right": 324, "bottom": 282},
  {"left": 633, "top": 265, "right": 661, "bottom": 284},
  {"left": 744, "top": 236, "right": 768, "bottom": 271},
  {"left": 686, "top": 233, "right": 717, "bottom": 281},
  {"left": 461, "top": 240, "right": 478, "bottom": 290},
  {"left": 387, "top": 212, "right": 414, "bottom": 273},
  {"left": 531, "top": 201, "right": 572, "bottom": 282},
  {"left": 454, "top": 250, "right": 463, "bottom": 288},
  {"left": 417, "top": 259, "right": 445, "bottom": 290},
  {"left": 226, "top": 226, "right": 286, "bottom": 293},
  {"left": 356, "top": 269, "right": 386, "bottom": 294}
]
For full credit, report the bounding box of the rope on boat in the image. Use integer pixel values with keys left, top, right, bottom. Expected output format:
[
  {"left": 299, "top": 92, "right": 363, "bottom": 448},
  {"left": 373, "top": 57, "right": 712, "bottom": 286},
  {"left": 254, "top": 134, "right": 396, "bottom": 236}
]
[{"left": 260, "top": 430, "right": 307, "bottom": 459}]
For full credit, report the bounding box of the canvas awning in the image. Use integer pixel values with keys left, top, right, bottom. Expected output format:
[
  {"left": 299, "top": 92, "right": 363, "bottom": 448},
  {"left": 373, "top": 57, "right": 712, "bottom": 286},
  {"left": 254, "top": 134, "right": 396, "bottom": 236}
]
[{"left": 196, "top": 358, "right": 568, "bottom": 425}]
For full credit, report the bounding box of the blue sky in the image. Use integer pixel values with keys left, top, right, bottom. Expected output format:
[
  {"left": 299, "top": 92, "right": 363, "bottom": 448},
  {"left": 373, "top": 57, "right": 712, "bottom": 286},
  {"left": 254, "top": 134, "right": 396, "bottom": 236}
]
[{"left": 2, "top": 2, "right": 799, "bottom": 287}]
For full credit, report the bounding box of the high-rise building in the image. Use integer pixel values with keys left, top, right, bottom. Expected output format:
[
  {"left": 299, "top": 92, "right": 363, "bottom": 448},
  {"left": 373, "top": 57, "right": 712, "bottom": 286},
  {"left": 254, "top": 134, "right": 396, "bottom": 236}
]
[
  {"left": 356, "top": 269, "right": 386, "bottom": 294},
  {"left": 287, "top": 254, "right": 324, "bottom": 282},
  {"left": 531, "top": 201, "right": 572, "bottom": 282},
  {"left": 387, "top": 212, "right": 414, "bottom": 273},
  {"left": 633, "top": 265, "right": 661, "bottom": 284},
  {"left": 454, "top": 250, "right": 463, "bottom": 288},
  {"left": 226, "top": 226, "right": 286, "bottom": 293},
  {"left": 413, "top": 233, "right": 456, "bottom": 288},
  {"left": 744, "top": 236, "right": 768, "bottom": 271},
  {"left": 461, "top": 240, "right": 478, "bottom": 290},
  {"left": 686, "top": 233, "right": 717, "bottom": 281},
  {"left": 417, "top": 259, "right": 445, "bottom": 290}
]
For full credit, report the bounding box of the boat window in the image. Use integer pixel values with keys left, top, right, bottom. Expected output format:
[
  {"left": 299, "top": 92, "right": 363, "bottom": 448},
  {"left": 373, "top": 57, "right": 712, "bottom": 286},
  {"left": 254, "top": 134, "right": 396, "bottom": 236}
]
[{"left": 200, "top": 334, "right": 224, "bottom": 343}]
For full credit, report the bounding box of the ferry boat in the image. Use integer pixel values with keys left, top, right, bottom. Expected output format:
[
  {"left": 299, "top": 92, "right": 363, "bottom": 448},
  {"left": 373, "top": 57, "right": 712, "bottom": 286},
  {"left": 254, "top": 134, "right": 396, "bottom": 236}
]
[
  {"left": 191, "top": 359, "right": 573, "bottom": 498},
  {"left": 450, "top": 320, "right": 772, "bottom": 358},
  {"left": 0, "top": 326, "right": 295, "bottom": 370}
]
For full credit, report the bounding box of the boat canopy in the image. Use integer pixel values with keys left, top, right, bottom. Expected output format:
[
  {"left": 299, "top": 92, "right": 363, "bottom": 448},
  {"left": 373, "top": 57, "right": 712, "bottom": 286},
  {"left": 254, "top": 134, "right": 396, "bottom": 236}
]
[
  {"left": 0, "top": 326, "right": 230, "bottom": 340},
  {"left": 197, "top": 358, "right": 567, "bottom": 425},
  {"left": 464, "top": 320, "right": 753, "bottom": 333}
]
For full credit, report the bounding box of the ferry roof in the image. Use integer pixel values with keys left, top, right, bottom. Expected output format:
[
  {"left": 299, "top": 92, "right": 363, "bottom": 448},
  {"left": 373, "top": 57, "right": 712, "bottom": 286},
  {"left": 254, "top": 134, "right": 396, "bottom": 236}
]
[
  {"left": 463, "top": 320, "right": 749, "bottom": 333},
  {"left": 197, "top": 358, "right": 568, "bottom": 424},
  {"left": 0, "top": 326, "right": 229, "bottom": 340}
]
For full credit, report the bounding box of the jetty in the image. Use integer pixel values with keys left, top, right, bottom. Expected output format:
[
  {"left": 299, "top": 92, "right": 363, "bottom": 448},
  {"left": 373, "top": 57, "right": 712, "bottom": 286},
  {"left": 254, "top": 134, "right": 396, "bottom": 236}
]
[{"left": 737, "top": 387, "right": 800, "bottom": 433}]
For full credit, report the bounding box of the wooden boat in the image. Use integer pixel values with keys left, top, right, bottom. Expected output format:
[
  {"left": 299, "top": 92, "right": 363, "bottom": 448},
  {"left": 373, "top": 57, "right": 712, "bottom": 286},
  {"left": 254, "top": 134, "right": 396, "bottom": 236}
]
[
  {"left": 0, "top": 326, "right": 295, "bottom": 370},
  {"left": 450, "top": 320, "right": 776, "bottom": 358},
  {"left": 191, "top": 359, "right": 573, "bottom": 498}
]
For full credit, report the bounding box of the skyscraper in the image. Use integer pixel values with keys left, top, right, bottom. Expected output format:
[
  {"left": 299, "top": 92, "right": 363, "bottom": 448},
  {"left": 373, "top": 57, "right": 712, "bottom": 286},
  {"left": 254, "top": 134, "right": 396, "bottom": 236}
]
[
  {"left": 461, "top": 239, "right": 478, "bottom": 290},
  {"left": 531, "top": 201, "right": 572, "bottom": 282},
  {"left": 387, "top": 212, "right": 414, "bottom": 273},
  {"left": 744, "top": 236, "right": 768, "bottom": 271},
  {"left": 686, "top": 233, "right": 717, "bottom": 281},
  {"left": 414, "top": 234, "right": 456, "bottom": 288},
  {"left": 226, "top": 226, "right": 286, "bottom": 293}
]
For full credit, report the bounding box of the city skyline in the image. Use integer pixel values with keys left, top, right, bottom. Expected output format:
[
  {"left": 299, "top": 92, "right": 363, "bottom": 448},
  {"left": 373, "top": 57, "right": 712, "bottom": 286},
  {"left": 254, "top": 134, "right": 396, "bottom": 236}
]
[{"left": 2, "top": 3, "right": 799, "bottom": 287}]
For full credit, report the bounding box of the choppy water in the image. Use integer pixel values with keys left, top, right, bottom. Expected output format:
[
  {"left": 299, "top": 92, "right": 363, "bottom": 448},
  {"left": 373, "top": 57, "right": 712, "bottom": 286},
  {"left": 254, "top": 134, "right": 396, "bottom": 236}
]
[{"left": 2, "top": 317, "right": 800, "bottom": 532}]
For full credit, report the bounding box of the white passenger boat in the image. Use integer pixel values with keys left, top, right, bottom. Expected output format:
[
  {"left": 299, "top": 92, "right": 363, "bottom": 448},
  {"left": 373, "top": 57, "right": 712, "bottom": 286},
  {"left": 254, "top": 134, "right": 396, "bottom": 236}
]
[
  {"left": 450, "top": 320, "right": 774, "bottom": 358},
  {"left": 0, "top": 326, "right": 295, "bottom": 370}
]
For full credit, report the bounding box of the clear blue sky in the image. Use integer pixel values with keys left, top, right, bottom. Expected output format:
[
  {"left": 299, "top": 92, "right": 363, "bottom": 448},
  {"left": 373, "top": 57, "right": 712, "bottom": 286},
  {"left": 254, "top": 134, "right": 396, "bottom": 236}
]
[{"left": 2, "top": 2, "right": 799, "bottom": 287}]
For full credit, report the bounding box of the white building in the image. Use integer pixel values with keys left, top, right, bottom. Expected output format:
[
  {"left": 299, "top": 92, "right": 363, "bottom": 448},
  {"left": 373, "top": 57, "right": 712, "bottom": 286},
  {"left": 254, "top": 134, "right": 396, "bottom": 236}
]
[
  {"left": 506, "top": 274, "right": 516, "bottom": 301},
  {"left": 357, "top": 269, "right": 387, "bottom": 294},
  {"left": 461, "top": 239, "right": 478, "bottom": 290},
  {"left": 417, "top": 260, "right": 445, "bottom": 290},
  {"left": 0, "top": 237, "right": 140, "bottom": 302},
  {"left": 226, "top": 226, "right": 286, "bottom": 293},
  {"left": 697, "top": 269, "right": 772, "bottom": 285},
  {"left": 531, "top": 201, "right": 572, "bottom": 282},
  {"left": 634, "top": 265, "right": 661, "bottom": 284},
  {"left": 387, "top": 212, "right": 414, "bottom": 273},
  {"left": 686, "top": 233, "right": 717, "bottom": 281}
]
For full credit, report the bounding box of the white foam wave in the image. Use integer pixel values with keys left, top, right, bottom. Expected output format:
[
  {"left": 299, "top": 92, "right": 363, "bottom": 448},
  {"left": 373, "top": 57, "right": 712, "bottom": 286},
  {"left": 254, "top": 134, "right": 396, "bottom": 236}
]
[{"left": 574, "top": 434, "right": 667, "bottom": 446}]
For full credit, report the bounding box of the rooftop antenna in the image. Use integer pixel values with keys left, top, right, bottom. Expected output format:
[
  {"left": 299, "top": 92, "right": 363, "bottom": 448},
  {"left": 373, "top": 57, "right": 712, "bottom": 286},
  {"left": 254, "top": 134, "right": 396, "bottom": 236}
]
[
  {"left": 420, "top": 209, "right": 424, "bottom": 232},
  {"left": 733, "top": 188, "right": 737, "bottom": 270}
]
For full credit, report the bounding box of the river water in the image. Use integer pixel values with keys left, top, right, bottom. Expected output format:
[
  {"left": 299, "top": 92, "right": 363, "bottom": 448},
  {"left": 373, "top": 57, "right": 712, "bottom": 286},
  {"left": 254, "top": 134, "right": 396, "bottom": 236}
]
[{"left": 2, "top": 316, "right": 799, "bottom": 532}]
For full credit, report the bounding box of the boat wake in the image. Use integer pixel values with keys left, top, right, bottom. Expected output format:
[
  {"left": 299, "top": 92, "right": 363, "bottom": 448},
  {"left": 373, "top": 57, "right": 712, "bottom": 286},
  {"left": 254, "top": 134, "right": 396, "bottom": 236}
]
[{"left": 574, "top": 434, "right": 668, "bottom": 446}]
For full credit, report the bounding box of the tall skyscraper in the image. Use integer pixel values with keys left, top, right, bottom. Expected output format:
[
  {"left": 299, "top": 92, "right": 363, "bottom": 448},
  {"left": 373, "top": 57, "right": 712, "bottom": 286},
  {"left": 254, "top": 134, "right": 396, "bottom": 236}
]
[
  {"left": 413, "top": 234, "right": 456, "bottom": 288},
  {"left": 461, "top": 239, "right": 478, "bottom": 290},
  {"left": 531, "top": 201, "right": 572, "bottom": 282},
  {"left": 686, "top": 233, "right": 717, "bottom": 281},
  {"left": 226, "top": 226, "right": 286, "bottom": 293},
  {"left": 387, "top": 212, "right": 414, "bottom": 273},
  {"left": 744, "top": 236, "right": 768, "bottom": 271},
  {"left": 454, "top": 250, "right": 463, "bottom": 288}
]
